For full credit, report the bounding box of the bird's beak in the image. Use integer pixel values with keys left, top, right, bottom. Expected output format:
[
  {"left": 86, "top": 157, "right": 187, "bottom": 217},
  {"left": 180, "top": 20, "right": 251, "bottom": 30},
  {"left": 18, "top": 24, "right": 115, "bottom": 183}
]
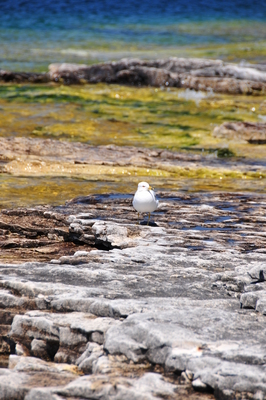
[{"left": 149, "top": 186, "right": 154, "bottom": 190}]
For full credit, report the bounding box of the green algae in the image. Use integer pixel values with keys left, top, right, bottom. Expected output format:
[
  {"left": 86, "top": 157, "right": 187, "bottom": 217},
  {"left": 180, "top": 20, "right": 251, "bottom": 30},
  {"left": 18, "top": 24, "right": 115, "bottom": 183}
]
[
  {"left": 0, "top": 82, "right": 266, "bottom": 208},
  {"left": 0, "top": 83, "right": 265, "bottom": 158}
]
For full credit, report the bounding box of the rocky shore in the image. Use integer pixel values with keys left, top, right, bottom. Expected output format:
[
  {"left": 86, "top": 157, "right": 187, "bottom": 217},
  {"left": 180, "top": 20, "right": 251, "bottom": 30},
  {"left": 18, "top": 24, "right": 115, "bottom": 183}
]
[
  {"left": 0, "top": 189, "right": 266, "bottom": 399},
  {"left": 2, "top": 57, "right": 266, "bottom": 94},
  {"left": 1, "top": 56, "right": 266, "bottom": 398}
]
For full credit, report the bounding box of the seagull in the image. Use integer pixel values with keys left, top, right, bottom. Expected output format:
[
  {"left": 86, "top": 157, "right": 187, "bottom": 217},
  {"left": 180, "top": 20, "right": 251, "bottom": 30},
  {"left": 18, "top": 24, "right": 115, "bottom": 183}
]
[{"left": 133, "top": 182, "right": 159, "bottom": 225}]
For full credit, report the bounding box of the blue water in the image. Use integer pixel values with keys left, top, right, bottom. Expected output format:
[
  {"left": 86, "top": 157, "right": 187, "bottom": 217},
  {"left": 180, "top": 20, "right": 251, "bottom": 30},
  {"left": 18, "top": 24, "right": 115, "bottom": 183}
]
[{"left": 1, "top": 0, "right": 266, "bottom": 71}]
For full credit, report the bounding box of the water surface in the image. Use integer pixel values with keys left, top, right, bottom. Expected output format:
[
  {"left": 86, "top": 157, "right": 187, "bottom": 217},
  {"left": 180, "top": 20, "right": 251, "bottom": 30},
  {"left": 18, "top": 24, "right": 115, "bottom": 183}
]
[{"left": 1, "top": 0, "right": 266, "bottom": 71}]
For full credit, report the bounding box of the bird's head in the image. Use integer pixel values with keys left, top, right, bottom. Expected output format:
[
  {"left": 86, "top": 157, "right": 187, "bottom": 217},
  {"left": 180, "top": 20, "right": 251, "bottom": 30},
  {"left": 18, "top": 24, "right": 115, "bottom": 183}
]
[{"left": 137, "top": 182, "right": 153, "bottom": 191}]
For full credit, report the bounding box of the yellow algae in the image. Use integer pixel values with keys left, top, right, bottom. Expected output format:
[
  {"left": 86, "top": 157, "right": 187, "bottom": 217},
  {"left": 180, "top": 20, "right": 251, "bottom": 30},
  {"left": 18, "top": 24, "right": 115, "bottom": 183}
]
[
  {"left": 0, "top": 82, "right": 266, "bottom": 209},
  {"left": 4, "top": 159, "right": 266, "bottom": 181},
  {"left": 0, "top": 83, "right": 266, "bottom": 159},
  {"left": 4, "top": 160, "right": 171, "bottom": 178}
]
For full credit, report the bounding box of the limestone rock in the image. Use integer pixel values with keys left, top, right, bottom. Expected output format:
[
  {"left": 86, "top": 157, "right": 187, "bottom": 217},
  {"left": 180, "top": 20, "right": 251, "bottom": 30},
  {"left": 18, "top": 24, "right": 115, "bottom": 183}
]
[
  {"left": 190, "top": 65, "right": 266, "bottom": 83},
  {"left": 9, "top": 310, "right": 120, "bottom": 363},
  {"left": 2, "top": 57, "right": 266, "bottom": 94},
  {"left": 0, "top": 192, "right": 266, "bottom": 398},
  {"left": 57, "top": 372, "right": 178, "bottom": 400}
]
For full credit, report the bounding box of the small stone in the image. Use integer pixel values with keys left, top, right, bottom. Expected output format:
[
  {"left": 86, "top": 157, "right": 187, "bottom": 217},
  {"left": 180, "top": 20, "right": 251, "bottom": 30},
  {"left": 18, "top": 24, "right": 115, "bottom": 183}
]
[
  {"left": 31, "top": 339, "right": 50, "bottom": 360},
  {"left": 185, "top": 370, "right": 194, "bottom": 381},
  {"left": 15, "top": 343, "right": 27, "bottom": 356},
  {"left": 192, "top": 378, "right": 208, "bottom": 390}
]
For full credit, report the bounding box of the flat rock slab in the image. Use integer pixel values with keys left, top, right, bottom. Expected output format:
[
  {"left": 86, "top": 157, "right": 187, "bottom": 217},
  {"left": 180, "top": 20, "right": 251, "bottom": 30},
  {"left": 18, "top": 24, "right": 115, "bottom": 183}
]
[
  {"left": 0, "top": 192, "right": 266, "bottom": 399},
  {"left": 1, "top": 137, "right": 266, "bottom": 176}
]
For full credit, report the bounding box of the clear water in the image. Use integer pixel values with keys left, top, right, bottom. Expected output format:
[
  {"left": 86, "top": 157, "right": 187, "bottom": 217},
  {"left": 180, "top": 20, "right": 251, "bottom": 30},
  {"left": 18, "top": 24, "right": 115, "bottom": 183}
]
[{"left": 1, "top": 0, "right": 266, "bottom": 71}]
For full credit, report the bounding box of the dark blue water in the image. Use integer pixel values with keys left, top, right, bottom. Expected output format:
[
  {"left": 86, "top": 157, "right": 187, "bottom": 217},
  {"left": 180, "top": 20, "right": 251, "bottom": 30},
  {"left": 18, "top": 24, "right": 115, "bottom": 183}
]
[
  {"left": 1, "top": 0, "right": 266, "bottom": 71},
  {"left": 2, "top": 0, "right": 266, "bottom": 26}
]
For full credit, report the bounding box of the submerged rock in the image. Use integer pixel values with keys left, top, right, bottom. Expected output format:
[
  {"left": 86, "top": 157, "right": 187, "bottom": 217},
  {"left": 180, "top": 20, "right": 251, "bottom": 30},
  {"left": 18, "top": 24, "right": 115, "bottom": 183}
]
[{"left": 213, "top": 121, "right": 266, "bottom": 144}]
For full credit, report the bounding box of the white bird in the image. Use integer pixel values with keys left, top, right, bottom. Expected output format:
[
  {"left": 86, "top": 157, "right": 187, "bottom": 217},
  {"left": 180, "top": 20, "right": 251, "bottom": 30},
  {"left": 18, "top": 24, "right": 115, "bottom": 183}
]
[{"left": 133, "top": 182, "right": 159, "bottom": 225}]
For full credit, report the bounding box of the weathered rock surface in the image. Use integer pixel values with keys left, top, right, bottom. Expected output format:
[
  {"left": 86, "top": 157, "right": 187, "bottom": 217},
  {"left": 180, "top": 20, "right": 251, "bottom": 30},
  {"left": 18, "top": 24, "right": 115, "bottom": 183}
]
[
  {"left": 1, "top": 137, "right": 266, "bottom": 179},
  {"left": 47, "top": 58, "right": 266, "bottom": 94},
  {"left": 0, "top": 192, "right": 266, "bottom": 398},
  {"left": 2, "top": 57, "right": 266, "bottom": 94},
  {"left": 213, "top": 122, "right": 266, "bottom": 144}
]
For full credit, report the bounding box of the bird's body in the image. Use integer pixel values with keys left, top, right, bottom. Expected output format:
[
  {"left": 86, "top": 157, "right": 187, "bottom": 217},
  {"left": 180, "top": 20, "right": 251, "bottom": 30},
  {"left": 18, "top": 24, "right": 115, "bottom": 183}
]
[{"left": 133, "top": 182, "right": 159, "bottom": 224}]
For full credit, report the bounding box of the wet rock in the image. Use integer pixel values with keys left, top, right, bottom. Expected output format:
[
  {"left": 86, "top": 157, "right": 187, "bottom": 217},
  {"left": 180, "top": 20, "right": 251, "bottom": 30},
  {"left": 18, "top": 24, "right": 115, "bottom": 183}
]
[
  {"left": 47, "top": 58, "right": 266, "bottom": 94},
  {"left": 115, "top": 66, "right": 179, "bottom": 87},
  {"left": 48, "top": 59, "right": 266, "bottom": 94},
  {"left": 0, "top": 70, "right": 49, "bottom": 83},
  {"left": 0, "top": 203, "right": 92, "bottom": 263},
  {"left": 2, "top": 57, "right": 266, "bottom": 94},
  {"left": 213, "top": 122, "right": 266, "bottom": 144}
]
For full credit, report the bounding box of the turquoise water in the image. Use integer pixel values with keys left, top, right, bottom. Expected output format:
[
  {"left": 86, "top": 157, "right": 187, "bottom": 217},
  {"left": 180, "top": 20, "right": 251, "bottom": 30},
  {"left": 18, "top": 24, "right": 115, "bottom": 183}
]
[{"left": 1, "top": 0, "right": 266, "bottom": 71}]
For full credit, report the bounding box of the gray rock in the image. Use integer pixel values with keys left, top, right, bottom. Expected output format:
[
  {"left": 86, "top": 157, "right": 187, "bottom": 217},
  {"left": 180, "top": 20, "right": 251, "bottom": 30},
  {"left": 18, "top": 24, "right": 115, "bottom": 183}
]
[
  {"left": 0, "top": 192, "right": 266, "bottom": 398},
  {"left": 31, "top": 339, "right": 50, "bottom": 360},
  {"left": 9, "top": 310, "right": 120, "bottom": 363},
  {"left": 191, "top": 65, "right": 266, "bottom": 83},
  {"left": 57, "top": 372, "right": 177, "bottom": 400},
  {"left": 46, "top": 58, "right": 266, "bottom": 94},
  {"left": 0, "top": 369, "right": 29, "bottom": 400},
  {"left": 25, "top": 389, "right": 62, "bottom": 400},
  {"left": 77, "top": 342, "right": 104, "bottom": 373}
]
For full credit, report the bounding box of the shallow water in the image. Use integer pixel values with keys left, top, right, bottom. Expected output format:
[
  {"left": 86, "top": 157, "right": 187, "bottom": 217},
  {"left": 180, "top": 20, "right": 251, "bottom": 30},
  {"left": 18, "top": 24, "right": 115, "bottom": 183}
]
[
  {"left": 1, "top": 84, "right": 266, "bottom": 158},
  {"left": 1, "top": 82, "right": 266, "bottom": 208},
  {"left": 1, "top": 173, "right": 266, "bottom": 210}
]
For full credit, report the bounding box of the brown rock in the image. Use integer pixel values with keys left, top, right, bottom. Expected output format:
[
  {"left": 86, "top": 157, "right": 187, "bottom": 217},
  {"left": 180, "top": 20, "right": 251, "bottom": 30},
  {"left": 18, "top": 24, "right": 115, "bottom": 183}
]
[
  {"left": 0, "top": 70, "right": 49, "bottom": 83},
  {"left": 213, "top": 122, "right": 266, "bottom": 144}
]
